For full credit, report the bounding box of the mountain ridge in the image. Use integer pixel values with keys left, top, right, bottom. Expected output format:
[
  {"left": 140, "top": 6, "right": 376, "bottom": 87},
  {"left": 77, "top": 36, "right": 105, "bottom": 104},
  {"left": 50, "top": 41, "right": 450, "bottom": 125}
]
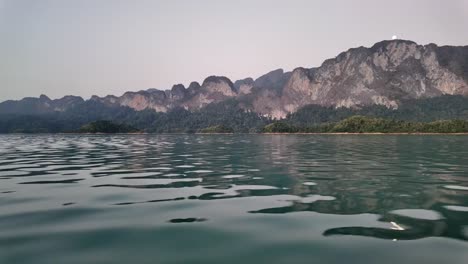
[{"left": 2, "top": 39, "right": 468, "bottom": 119}]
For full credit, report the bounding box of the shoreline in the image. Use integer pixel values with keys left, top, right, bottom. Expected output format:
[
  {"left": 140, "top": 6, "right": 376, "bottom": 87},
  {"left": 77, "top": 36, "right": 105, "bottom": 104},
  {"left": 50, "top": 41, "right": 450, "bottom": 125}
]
[
  {"left": 261, "top": 132, "right": 468, "bottom": 135},
  {"left": 2, "top": 132, "right": 468, "bottom": 135}
]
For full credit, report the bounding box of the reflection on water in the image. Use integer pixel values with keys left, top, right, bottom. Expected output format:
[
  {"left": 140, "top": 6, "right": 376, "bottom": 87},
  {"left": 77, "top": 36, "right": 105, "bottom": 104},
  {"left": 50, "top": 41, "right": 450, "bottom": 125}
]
[{"left": 1, "top": 134, "right": 468, "bottom": 263}]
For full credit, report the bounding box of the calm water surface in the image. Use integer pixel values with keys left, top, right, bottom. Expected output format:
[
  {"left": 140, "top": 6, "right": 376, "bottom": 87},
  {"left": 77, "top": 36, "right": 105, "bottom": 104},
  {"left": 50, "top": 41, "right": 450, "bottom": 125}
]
[{"left": 1, "top": 135, "right": 468, "bottom": 263}]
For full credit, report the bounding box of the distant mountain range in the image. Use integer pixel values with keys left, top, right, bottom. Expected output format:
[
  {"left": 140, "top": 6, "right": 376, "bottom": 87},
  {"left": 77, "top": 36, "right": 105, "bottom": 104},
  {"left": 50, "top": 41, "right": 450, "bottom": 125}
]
[
  {"left": 1, "top": 39, "right": 468, "bottom": 134},
  {"left": 1, "top": 39, "right": 468, "bottom": 119}
]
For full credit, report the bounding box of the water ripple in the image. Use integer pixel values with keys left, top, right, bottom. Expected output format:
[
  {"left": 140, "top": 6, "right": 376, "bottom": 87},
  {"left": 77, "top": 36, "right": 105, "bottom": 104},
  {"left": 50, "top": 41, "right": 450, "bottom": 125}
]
[{"left": 1, "top": 134, "right": 468, "bottom": 263}]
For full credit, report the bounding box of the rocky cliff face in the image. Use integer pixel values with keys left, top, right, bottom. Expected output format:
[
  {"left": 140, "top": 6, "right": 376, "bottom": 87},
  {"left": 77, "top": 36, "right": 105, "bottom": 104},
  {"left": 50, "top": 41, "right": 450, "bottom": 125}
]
[
  {"left": 2, "top": 40, "right": 468, "bottom": 118},
  {"left": 252, "top": 40, "right": 468, "bottom": 118},
  {"left": 275, "top": 40, "right": 468, "bottom": 117},
  {"left": 87, "top": 76, "right": 237, "bottom": 112}
]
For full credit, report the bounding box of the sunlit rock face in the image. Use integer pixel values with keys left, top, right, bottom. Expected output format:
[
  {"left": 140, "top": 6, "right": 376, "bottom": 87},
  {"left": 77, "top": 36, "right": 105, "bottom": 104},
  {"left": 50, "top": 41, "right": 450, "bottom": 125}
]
[
  {"left": 2, "top": 40, "right": 467, "bottom": 118},
  {"left": 238, "top": 40, "right": 468, "bottom": 118},
  {"left": 245, "top": 69, "right": 293, "bottom": 119},
  {"left": 85, "top": 76, "right": 238, "bottom": 112},
  {"left": 118, "top": 91, "right": 167, "bottom": 112},
  {"left": 270, "top": 40, "right": 468, "bottom": 118},
  {"left": 181, "top": 76, "right": 238, "bottom": 110}
]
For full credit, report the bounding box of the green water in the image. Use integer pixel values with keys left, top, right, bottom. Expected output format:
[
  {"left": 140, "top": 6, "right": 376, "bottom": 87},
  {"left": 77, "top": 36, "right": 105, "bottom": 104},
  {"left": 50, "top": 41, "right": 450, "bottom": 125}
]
[{"left": 1, "top": 135, "right": 468, "bottom": 263}]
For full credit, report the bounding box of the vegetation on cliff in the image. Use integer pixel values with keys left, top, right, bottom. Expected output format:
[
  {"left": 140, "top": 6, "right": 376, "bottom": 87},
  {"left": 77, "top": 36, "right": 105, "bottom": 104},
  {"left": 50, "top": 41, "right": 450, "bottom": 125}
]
[{"left": 1, "top": 95, "right": 468, "bottom": 133}]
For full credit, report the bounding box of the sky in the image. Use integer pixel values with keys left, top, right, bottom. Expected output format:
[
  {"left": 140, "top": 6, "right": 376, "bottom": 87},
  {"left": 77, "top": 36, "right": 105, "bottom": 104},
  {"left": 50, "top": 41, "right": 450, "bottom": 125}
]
[{"left": 1, "top": 0, "right": 468, "bottom": 101}]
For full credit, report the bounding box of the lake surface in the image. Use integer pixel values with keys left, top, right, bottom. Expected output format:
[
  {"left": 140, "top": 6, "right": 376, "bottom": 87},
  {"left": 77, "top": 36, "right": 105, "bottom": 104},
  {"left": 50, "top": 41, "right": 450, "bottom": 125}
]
[{"left": 1, "top": 135, "right": 468, "bottom": 263}]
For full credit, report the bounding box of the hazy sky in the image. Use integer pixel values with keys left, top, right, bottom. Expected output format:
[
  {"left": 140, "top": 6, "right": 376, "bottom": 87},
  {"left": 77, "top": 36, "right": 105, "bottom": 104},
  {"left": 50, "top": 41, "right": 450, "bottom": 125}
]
[{"left": 1, "top": 0, "right": 468, "bottom": 101}]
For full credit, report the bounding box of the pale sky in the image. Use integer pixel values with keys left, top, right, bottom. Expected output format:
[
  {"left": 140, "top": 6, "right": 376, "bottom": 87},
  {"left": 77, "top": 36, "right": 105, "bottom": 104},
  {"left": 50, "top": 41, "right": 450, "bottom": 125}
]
[{"left": 1, "top": 0, "right": 468, "bottom": 101}]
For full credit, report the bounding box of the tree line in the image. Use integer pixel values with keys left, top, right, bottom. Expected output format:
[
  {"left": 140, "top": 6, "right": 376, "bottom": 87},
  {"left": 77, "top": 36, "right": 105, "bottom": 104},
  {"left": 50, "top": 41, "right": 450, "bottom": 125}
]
[
  {"left": 1, "top": 95, "right": 468, "bottom": 133},
  {"left": 263, "top": 116, "right": 468, "bottom": 133}
]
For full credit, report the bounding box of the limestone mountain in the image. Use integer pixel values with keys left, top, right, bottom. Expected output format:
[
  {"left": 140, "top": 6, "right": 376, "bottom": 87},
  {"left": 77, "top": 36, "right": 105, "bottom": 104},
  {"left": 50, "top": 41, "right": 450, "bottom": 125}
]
[
  {"left": 0, "top": 94, "right": 84, "bottom": 114},
  {"left": 1, "top": 39, "right": 467, "bottom": 119}
]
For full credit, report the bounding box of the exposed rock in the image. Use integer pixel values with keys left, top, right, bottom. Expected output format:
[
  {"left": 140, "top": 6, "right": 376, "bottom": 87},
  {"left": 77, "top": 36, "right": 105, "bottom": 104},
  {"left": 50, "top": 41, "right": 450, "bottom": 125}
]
[
  {"left": 39, "top": 94, "right": 51, "bottom": 101},
  {"left": 254, "top": 69, "right": 288, "bottom": 91},
  {"left": 270, "top": 40, "right": 468, "bottom": 117},
  {"left": 181, "top": 76, "right": 237, "bottom": 110},
  {"left": 2, "top": 40, "right": 467, "bottom": 118},
  {"left": 187, "top": 82, "right": 201, "bottom": 94},
  {"left": 234, "top": 78, "right": 254, "bottom": 95},
  {"left": 170, "top": 84, "right": 187, "bottom": 101},
  {"left": 201, "top": 76, "right": 236, "bottom": 96},
  {"left": 52, "top": 96, "right": 84, "bottom": 111},
  {"left": 119, "top": 91, "right": 168, "bottom": 112}
]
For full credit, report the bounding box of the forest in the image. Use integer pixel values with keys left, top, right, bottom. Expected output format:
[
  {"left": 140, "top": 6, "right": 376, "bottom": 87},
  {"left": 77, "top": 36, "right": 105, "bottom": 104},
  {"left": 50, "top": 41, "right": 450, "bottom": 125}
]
[
  {"left": 1, "top": 95, "right": 468, "bottom": 133},
  {"left": 263, "top": 116, "right": 468, "bottom": 133}
]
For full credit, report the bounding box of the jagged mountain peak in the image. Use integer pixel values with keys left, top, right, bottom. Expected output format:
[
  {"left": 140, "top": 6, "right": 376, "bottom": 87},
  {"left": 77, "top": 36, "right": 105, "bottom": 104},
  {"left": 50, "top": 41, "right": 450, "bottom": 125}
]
[
  {"left": 39, "top": 94, "right": 51, "bottom": 101},
  {"left": 370, "top": 39, "right": 418, "bottom": 51},
  {"left": 202, "top": 76, "right": 234, "bottom": 87},
  {"left": 254, "top": 69, "right": 285, "bottom": 86},
  {"left": 234, "top": 78, "right": 254, "bottom": 94},
  {"left": 188, "top": 81, "right": 201, "bottom": 89},
  {"left": 170, "top": 84, "right": 187, "bottom": 101},
  {"left": 171, "top": 84, "right": 186, "bottom": 91},
  {"left": 200, "top": 76, "right": 236, "bottom": 96}
]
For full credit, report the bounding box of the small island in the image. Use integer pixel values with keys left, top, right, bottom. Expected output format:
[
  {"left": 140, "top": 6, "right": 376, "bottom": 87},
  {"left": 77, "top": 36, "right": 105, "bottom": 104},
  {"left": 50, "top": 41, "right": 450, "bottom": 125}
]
[
  {"left": 199, "top": 125, "right": 234, "bottom": 134},
  {"left": 78, "top": 120, "right": 140, "bottom": 134}
]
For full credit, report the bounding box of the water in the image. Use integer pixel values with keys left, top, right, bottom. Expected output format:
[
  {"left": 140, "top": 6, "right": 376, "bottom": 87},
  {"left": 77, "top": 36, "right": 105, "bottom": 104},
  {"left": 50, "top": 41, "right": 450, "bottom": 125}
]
[{"left": 1, "top": 135, "right": 468, "bottom": 263}]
